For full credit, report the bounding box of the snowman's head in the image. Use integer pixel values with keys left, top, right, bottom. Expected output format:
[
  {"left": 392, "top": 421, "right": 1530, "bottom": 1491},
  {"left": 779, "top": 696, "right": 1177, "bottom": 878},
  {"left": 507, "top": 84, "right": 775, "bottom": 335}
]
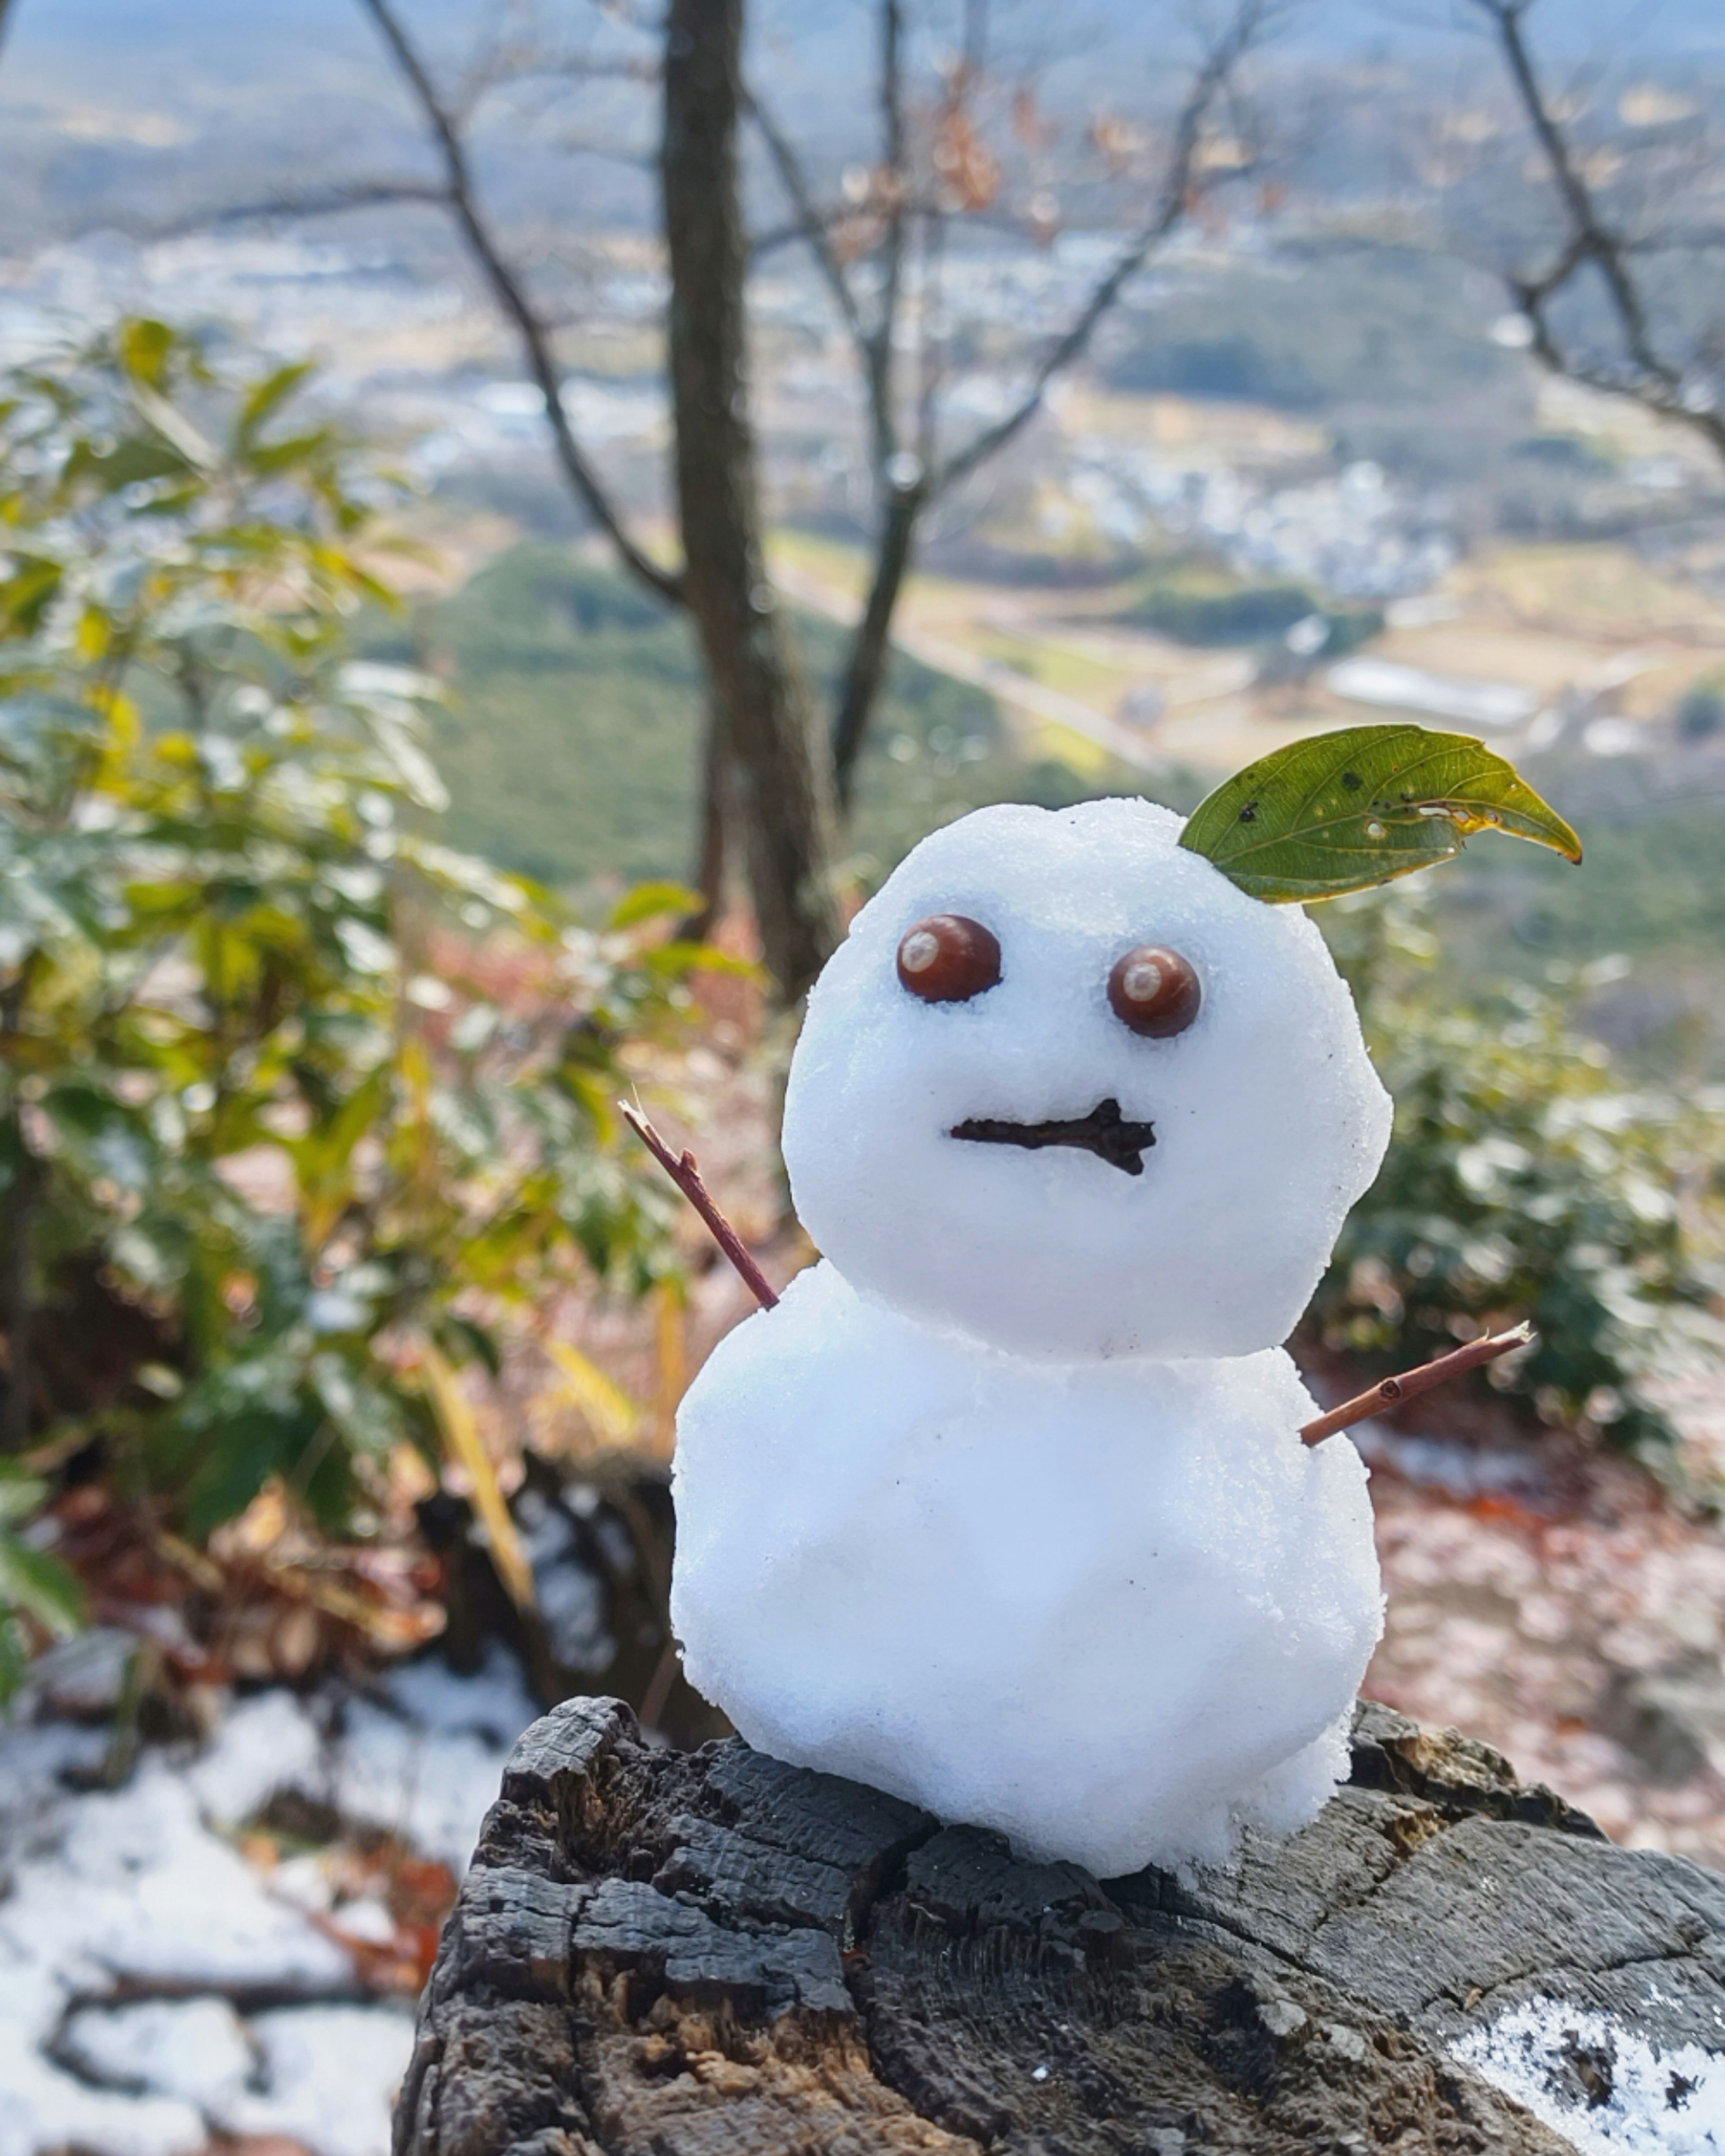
[{"left": 782, "top": 797, "right": 1392, "bottom": 1361}]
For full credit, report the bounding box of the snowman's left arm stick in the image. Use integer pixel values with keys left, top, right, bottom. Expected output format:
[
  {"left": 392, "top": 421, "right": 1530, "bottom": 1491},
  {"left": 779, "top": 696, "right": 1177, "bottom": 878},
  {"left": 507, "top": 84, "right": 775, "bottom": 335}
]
[
  {"left": 621, "top": 1103, "right": 780, "bottom": 1310},
  {"left": 1298, "top": 1322, "right": 1534, "bottom": 1447}
]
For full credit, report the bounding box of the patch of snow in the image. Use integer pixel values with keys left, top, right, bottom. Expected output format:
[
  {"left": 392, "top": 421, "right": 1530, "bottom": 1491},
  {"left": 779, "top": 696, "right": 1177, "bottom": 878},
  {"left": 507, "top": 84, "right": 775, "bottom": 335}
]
[
  {"left": 0, "top": 2025, "right": 203, "bottom": 2156},
  {"left": 4, "top": 1763, "right": 353, "bottom": 1998},
  {"left": 384, "top": 1644, "right": 538, "bottom": 1749},
  {"left": 331, "top": 1698, "right": 513, "bottom": 1873},
  {"left": 59, "top": 1998, "right": 256, "bottom": 2116},
  {"left": 226, "top": 2005, "right": 416, "bottom": 2156},
  {"left": 0, "top": 1655, "right": 538, "bottom": 2156},
  {"left": 185, "top": 1687, "right": 324, "bottom": 1822},
  {"left": 1454, "top": 1999, "right": 1725, "bottom": 2153}
]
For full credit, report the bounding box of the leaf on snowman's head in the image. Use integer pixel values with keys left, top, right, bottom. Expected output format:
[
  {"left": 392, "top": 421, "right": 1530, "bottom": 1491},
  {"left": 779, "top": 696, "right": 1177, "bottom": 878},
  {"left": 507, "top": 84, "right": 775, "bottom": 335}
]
[{"left": 1176, "top": 723, "right": 1581, "bottom": 904}]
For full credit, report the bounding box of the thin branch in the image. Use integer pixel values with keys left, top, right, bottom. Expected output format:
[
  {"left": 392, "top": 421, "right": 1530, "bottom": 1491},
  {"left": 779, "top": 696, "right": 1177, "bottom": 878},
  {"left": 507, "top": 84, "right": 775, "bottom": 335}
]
[
  {"left": 744, "top": 93, "right": 871, "bottom": 353},
  {"left": 1469, "top": 0, "right": 1725, "bottom": 460},
  {"left": 166, "top": 180, "right": 455, "bottom": 236},
  {"left": 869, "top": 0, "right": 909, "bottom": 473},
  {"left": 621, "top": 1105, "right": 779, "bottom": 1310},
  {"left": 1298, "top": 1325, "right": 1534, "bottom": 1448},
  {"left": 931, "top": 0, "right": 1273, "bottom": 497},
  {"left": 355, "top": 0, "right": 685, "bottom": 605}
]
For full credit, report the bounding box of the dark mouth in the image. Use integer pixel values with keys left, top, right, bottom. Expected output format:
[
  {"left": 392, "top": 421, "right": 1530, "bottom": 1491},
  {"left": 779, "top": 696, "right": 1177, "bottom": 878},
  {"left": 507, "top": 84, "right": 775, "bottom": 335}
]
[{"left": 949, "top": 1096, "right": 1156, "bottom": 1177}]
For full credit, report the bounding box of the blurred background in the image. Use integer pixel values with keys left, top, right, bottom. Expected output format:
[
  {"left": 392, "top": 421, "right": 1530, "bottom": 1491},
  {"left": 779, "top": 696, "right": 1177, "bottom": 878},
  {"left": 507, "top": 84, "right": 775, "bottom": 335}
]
[{"left": 2, "top": 0, "right": 1725, "bottom": 2150}]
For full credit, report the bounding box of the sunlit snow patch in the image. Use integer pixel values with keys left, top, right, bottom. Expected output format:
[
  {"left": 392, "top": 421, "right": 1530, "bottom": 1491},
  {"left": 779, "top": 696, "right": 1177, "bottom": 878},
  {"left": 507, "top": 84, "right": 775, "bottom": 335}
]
[{"left": 1454, "top": 2000, "right": 1725, "bottom": 2153}]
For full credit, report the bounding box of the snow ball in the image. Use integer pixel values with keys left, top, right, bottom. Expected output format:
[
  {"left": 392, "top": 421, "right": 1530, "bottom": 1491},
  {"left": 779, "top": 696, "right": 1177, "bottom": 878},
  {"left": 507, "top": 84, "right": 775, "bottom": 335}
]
[
  {"left": 672, "top": 1262, "right": 1383, "bottom": 1875},
  {"left": 784, "top": 798, "right": 1390, "bottom": 1360}
]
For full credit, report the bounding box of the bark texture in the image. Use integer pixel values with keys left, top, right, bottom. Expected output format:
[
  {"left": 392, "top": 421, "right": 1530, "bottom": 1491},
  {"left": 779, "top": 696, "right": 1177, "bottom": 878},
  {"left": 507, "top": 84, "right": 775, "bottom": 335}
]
[
  {"left": 395, "top": 1695, "right": 1725, "bottom": 2156},
  {"left": 661, "top": 0, "right": 840, "bottom": 999}
]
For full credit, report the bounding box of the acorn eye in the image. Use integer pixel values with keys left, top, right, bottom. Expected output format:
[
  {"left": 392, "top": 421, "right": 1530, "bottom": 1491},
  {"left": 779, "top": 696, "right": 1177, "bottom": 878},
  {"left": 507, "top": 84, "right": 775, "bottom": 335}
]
[
  {"left": 897, "top": 914, "right": 1002, "bottom": 1003},
  {"left": 1108, "top": 944, "right": 1201, "bottom": 1037}
]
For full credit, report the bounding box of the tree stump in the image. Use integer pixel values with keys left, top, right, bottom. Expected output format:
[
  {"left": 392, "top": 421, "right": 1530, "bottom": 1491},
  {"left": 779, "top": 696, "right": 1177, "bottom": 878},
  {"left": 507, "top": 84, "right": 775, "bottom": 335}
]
[{"left": 395, "top": 1697, "right": 1725, "bottom": 2155}]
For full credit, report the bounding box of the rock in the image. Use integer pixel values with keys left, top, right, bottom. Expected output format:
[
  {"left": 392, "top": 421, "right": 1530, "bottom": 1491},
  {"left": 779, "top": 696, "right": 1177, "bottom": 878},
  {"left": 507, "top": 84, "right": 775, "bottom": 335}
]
[
  {"left": 396, "top": 1695, "right": 1725, "bottom": 2155},
  {"left": 1599, "top": 1651, "right": 1725, "bottom": 1785}
]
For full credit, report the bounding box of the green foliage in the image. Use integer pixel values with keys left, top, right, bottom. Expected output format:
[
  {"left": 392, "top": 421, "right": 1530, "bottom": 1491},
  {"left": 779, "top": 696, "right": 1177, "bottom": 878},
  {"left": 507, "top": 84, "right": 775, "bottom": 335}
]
[
  {"left": 398, "top": 543, "right": 1124, "bottom": 893},
  {"left": 0, "top": 321, "right": 703, "bottom": 1597},
  {"left": 0, "top": 1462, "right": 83, "bottom": 1701},
  {"left": 1180, "top": 725, "right": 1582, "bottom": 903},
  {"left": 1676, "top": 671, "right": 1725, "bottom": 742},
  {"left": 1315, "top": 892, "right": 1723, "bottom": 1455},
  {"left": 1125, "top": 571, "right": 1315, "bottom": 647}
]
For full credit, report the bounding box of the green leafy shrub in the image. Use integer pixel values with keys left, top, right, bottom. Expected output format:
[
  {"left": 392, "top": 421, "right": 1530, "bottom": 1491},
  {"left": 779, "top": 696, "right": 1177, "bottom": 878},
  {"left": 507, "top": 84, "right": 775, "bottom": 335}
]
[
  {"left": 0, "top": 320, "right": 705, "bottom": 1610},
  {"left": 0, "top": 1461, "right": 82, "bottom": 1701},
  {"left": 1314, "top": 891, "right": 1724, "bottom": 1454}
]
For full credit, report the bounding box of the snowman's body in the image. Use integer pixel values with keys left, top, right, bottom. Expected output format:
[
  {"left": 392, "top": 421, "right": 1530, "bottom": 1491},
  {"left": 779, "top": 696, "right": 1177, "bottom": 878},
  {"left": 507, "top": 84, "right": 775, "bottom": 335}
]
[{"left": 672, "top": 797, "right": 1394, "bottom": 1875}]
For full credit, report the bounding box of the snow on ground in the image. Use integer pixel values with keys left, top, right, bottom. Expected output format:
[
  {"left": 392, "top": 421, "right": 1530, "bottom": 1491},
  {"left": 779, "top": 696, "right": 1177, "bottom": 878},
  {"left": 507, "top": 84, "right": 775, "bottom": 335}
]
[
  {"left": 0, "top": 1649, "right": 539, "bottom": 2156},
  {"left": 1455, "top": 1999, "right": 1725, "bottom": 2153}
]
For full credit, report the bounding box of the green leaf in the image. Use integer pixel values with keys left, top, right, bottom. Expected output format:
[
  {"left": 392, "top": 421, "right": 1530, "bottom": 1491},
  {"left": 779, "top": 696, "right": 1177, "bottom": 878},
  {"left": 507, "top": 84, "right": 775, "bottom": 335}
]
[
  {"left": 233, "top": 362, "right": 315, "bottom": 450},
  {"left": 0, "top": 1534, "right": 85, "bottom": 1638},
  {"left": 118, "top": 318, "right": 176, "bottom": 390},
  {"left": 608, "top": 881, "right": 702, "bottom": 930},
  {"left": 1177, "top": 724, "right": 1582, "bottom": 903}
]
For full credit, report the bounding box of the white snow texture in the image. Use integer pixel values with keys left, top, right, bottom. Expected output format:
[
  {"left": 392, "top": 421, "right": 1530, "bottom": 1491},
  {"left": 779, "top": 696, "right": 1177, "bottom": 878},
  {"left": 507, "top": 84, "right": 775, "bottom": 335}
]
[{"left": 673, "top": 797, "right": 1391, "bottom": 1875}]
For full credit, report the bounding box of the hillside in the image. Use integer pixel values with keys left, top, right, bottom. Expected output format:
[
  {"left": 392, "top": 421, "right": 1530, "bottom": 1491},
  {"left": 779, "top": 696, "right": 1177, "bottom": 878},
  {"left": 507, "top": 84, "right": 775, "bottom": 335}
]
[{"left": 381, "top": 543, "right": 1135, "bottom": 895}]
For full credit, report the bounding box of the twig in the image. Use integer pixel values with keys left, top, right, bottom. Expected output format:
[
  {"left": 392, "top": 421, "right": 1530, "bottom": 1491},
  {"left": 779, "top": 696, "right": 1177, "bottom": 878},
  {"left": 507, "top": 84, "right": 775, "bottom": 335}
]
[
  {"left": 355, "top": 0, "right": 686, "bottom": 606},
  {"left": 1299, "top": 1324, "right": 1534, "bottom": 1448},
  {"left": 621, "top": 1104, "right": 779, "bottom": 1310}
]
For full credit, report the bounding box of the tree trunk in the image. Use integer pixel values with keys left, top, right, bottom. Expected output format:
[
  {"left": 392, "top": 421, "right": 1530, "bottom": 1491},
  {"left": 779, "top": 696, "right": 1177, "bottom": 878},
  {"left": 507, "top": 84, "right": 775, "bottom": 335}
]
[
  {"left": 684, "top": 695, "right": 730, "bottom": 943},
  {"left": 832, "top": 485, "right": 921, "bottom": 815},
  {"left": 395, "top": 1694, "right": 1722, "bottom": 2155},
  {"left": 661, "top": 0, "right": 840, "bottom": 1002}
]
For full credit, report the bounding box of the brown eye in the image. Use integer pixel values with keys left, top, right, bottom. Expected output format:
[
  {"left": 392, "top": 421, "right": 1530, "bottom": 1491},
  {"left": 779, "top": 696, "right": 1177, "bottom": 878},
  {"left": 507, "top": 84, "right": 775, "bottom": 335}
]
[
  {"left": 1108, "top": 945, "right": 1201, "bottom": 1037},
  {"left": 897, "top": 914, "right": 1002, "bottom": 1003}
]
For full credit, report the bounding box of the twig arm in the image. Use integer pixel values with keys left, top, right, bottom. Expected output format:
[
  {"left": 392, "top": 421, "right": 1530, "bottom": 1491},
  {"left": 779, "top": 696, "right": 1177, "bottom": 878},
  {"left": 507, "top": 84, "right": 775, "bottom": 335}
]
[
  {"left": 622, "top": 1104, "right": 779, "bottom": 1310},
  {"left": 1299, "top": 1324, "right": 1533, "bottom": 1447}
]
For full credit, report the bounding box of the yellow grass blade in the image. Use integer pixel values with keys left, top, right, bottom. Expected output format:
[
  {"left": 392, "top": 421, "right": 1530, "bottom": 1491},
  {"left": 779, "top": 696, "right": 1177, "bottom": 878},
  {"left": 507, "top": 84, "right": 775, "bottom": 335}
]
[
  {"left": 650, "top": 1280, "right": 688, "bottom": 1460},
  {"left": 543, "top": 1341, "right": 640, "bottom": 1448},
  {"left": 420, "top": 1344, "right": 536, "bottom": 1613}
]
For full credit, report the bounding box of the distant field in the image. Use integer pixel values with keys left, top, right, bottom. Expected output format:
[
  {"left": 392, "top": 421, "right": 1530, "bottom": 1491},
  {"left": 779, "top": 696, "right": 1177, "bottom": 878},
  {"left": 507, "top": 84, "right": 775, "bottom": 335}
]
[{"left": 380, "top": 542, "right": 1139, "bottom": 897}]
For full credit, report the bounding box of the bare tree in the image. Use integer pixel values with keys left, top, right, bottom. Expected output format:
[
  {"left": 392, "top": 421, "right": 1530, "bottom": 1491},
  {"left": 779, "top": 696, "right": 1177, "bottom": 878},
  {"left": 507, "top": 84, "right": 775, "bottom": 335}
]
[
  {"left": 750, "top": 0, "right": 1278, "bottom": 807},
  {"left": 231, "top": 0, "right": 1271, "bottom": 991},
  {"left": 662, "top": 0, "right": 840, "bottom": 995},
  {"left": 1465, "top": 0, "right": 1725, "bottom": 462}
]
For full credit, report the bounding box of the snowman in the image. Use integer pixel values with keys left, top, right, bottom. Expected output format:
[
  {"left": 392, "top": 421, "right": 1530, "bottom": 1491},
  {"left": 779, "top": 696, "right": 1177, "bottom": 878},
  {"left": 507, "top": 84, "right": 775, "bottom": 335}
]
[{"left": 665, "top": 744, "right": 1577, "bottom": 1877}]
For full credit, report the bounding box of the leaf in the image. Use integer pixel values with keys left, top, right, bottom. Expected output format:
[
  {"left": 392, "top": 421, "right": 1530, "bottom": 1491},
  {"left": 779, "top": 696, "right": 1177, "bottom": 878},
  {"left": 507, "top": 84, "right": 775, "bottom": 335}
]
[
  {"left": 1177, "top": 725, "right": 1582, "bottom": 903},
  {"left": 608, "top": 881, "right": 702, "bottom": 931},
  {"left": 420, "top": 1344, "right": 536, "bottom": 1614},
  {"left": 0, "top": 1533, "right": 85, "bottom": 1638},
  {"left": 233, "top": 361, "right": 315, "bottom": 450},
  {"left": 543, "top": 1339, "right": 638, "bottom": 1445},
  {"left": 118, "top": 318, "right": 176, "bottom": 390}
]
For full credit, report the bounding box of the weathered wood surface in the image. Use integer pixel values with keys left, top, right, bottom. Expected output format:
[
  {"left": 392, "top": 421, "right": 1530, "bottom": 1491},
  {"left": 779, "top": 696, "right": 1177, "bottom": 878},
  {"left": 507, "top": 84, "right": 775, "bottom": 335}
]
[{"left": 395, "top": 1696, "right": 1725, "bottom": 2154}]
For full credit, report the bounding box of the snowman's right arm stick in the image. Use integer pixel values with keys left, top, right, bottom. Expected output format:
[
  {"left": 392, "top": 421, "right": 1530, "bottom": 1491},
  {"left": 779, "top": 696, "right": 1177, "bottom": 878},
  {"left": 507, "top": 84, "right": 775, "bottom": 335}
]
[
  {"left": 622, "top": 1103, "right": 780, "bottom": 1310},
  {"left": 1298, "top": 1323, "right": 1534, "bottom": 1446}
]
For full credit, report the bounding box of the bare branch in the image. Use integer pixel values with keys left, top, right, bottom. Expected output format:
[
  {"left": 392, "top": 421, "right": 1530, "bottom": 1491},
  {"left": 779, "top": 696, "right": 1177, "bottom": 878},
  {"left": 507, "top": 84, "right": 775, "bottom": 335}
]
[
  {"left": 1468, "top": 0, "right": 1725, "bottom": 460},
  {"left": 621, "top": 1105, "right": 779, "bottom": 1311},
  {"left": 744, "top": 92, "right": 871, "bottom": 353},
  {"left": 355, "top": 0, "right": 685, "bottom": 605},
  {"left": 931, "top": 0, "right": 1274, "bottom": 498},
  {"left": 1299, "top": 1325, "right": 1534, "bottom": 1447},
  {"left": 165, "top": 180, "right": 454, "bottom": 235},
  {"left": 869, "top": 0, "right": 910, "bottom": 472}
]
